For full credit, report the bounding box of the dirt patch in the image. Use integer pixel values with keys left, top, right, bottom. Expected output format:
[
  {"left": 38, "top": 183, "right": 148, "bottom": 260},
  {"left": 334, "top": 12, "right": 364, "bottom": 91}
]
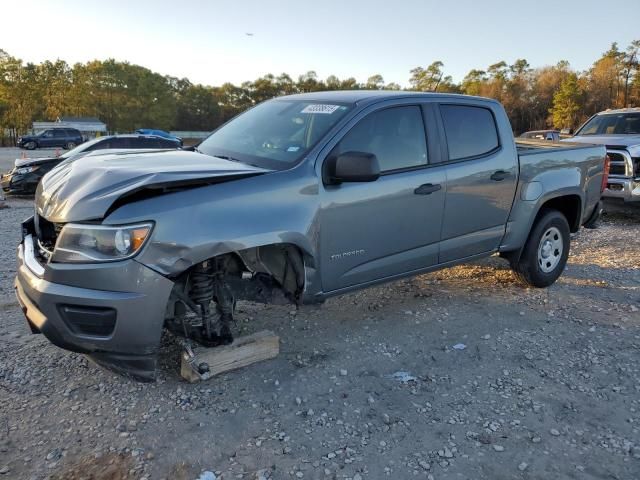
[{"left": 49, "top": 454, "right": 135, "bottom": 480}]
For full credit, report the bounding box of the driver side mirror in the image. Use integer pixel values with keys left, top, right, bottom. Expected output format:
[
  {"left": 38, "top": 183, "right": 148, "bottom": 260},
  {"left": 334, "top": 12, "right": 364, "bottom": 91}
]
[{"left": 325, "top": 151, "right": 380, "bottom": 184}]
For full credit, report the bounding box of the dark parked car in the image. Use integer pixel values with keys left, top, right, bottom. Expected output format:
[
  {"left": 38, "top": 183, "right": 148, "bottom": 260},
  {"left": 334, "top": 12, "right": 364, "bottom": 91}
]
[
  {"left": 17, "top": 128, "right": 84, "bottom": 150},
  {"left": 2, "top": 134, "right": 181, "bottom": 194},
  {"left": 135, "top": 129, "right": 183, "bottom": 146}
]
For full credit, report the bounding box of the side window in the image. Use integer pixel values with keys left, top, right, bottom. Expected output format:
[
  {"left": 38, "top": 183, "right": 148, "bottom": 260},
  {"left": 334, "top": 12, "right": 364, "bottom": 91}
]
[
  {"left": 42, "top": 130, "right": 54, "bottom": 138},
  {"left": 160, "top": 139, "right": 178, "bottom": 149},
  {"left": 53, "top": 130, "right": 66, "bottom": 138},
  {"left": 86, "top": 139, "right": 108, "bottom": 151},
  {"left": 332, "top": 106, "right": 428, "bottom": 172},
  {"left": 440, "top": 105, "right": 499, "bottom": 161},
  {"left": 125, "top": 137, "right": 144, "bottom": 148},
  {"left": 109, "top": 137, "right": 131, "bottom": 149},
  {"left": 138, "top": 137, "right": 160, "bottom": 148}
]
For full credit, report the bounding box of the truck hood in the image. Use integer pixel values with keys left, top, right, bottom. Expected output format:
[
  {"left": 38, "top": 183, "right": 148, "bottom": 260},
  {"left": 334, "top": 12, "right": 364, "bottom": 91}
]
[
  {"left": 36, "top": 150, "right": 270, "bottom": 223},
  {"left": 565, "top": 134, "right": 640, "bottom": 148}
]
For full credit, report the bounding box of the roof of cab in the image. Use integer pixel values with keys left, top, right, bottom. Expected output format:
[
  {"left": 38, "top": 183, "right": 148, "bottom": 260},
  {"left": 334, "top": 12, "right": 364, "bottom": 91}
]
[
  {"left": 276, "top": 90, "right": 498, "bottom": 106},
  {"left": 597, "top": 107, "right": 640, "bottom": 115},
  {"left": 96, "top": 134, "right": 179, "bottom": 140}
]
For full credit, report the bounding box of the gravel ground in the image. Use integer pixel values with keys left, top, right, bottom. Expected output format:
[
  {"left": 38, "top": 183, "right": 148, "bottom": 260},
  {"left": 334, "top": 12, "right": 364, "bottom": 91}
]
[{"left": 0, "top": 197, "right": 639, "bottom": 480}]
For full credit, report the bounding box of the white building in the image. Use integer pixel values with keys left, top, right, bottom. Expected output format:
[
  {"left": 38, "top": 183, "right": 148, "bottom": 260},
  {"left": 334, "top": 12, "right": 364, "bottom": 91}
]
[{"left": 32, "top": 117, "right": 107, "bottom": 140}]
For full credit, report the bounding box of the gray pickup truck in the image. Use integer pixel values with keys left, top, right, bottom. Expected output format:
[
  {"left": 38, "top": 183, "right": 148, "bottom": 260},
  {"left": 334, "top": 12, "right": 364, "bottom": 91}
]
[
  {"left": 15, "top": 91, "right": 607, "bottom": 380},
  {"left": 564, "top": 108, "right": 640, "bottom": 202}
]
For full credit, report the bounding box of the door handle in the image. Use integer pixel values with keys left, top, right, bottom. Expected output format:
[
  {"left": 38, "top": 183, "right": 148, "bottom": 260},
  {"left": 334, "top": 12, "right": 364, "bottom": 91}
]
[
  {"left": 414, "top": 183, "right": 442, "bottom": 195},
  {"left": 490, "top": 170, "right": 510, "bottom": 181}
]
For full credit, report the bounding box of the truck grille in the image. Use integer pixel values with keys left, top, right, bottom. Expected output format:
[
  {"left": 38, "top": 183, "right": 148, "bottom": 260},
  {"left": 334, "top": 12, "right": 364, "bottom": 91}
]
[
  {"left": 34, "top": 214, "right": 63, "bottom": 255},
  {"left": 605, "top": 150, "right": 631, "bottom": 177}
]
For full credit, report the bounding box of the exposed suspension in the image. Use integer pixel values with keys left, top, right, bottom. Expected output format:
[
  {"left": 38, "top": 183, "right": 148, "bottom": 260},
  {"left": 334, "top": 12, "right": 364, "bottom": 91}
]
[{"left": 184, "top": 259, "right": 235, "bottom": 346}]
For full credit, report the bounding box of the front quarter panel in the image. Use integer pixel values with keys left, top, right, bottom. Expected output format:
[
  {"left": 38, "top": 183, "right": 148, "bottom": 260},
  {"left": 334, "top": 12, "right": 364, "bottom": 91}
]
[{"left": 104, "top": 163, "right": 322, "bottom": 287}]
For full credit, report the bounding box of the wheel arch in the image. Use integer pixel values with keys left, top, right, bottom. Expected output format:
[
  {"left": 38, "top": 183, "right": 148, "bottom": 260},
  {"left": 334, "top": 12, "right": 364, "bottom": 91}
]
[{"left": 500, "top": 192, "right": 583, "bottom": 265}]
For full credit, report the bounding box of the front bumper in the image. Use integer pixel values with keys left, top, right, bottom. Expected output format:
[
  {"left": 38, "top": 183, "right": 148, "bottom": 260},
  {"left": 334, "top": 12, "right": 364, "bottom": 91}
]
[
  {"left": 1, "top": 172, "right": 39, "bottom": 194},
  {"left": 15, "top": 229, "right": 174, "bottom": 381},
  {"left": 603, "top": 178, "right": 640, "bottom": 202}
]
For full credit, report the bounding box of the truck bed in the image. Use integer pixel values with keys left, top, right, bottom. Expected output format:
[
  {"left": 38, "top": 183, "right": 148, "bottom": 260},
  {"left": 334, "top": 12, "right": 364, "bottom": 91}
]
[
  {"left": 515, "top": 140, "right": 606, "bottom": 186},
  {"left": 497, "top": 138, "right": 607, "bottom": 253},
  {"left": 515, "top": 138, "right": 601, "bottom": 154}
]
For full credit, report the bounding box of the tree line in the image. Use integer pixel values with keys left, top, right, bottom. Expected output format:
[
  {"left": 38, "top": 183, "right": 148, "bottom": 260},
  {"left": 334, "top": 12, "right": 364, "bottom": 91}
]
[{"left": 0, "top": 40, "right": 639, "bottom": 143}]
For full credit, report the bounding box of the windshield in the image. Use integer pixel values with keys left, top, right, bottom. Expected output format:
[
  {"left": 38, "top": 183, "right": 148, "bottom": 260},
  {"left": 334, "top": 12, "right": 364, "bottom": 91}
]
[
  {"left": 58, "top": 137, "right": 104, "bottom": 159},
  {"left": 198, "top": 99, "right": 352, "bottom": 169},
  {"left": 576, "top": 113, "right": 640, "bottom": 135}
]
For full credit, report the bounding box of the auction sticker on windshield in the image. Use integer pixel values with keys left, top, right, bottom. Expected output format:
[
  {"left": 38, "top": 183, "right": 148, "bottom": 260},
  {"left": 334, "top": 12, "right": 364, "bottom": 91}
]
[{"left": 301, "top": 104, "right": 341, "bottom": 114}]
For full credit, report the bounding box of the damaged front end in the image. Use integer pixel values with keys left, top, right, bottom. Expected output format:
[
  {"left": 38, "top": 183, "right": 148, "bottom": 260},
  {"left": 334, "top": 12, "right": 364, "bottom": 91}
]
[
  {"left": 17, "top": 149, "right": 290, "bottom": 381},
  {"left": 164, "top": 245, "right": 305, "bottom": 348}
]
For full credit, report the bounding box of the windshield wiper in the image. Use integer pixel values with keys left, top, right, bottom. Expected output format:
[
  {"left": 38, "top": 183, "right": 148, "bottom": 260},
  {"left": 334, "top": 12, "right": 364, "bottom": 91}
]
[
  {"left": 211, "top": 154, "right": 259, "bottom": 167},
  {"left": 212, "top": 154, "right": 242, "bottom": 162}
]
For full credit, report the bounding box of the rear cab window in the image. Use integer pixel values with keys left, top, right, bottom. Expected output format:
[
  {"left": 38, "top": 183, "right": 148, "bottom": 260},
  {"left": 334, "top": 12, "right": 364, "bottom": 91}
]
[
  {"left": 110, "top": 137, "right": 132, "bottom": 149},
  {"left": 159, "top": 139, "right": 178, "bottom": 148},
  {"left": 331, "top": 105, "right": 428, "bottom": 172},
  {"left": 439, "top": 104, "right": 499, "bottom": 161},
  {"left": 141, "top": 138, "right": 161, "bottom": 148}
]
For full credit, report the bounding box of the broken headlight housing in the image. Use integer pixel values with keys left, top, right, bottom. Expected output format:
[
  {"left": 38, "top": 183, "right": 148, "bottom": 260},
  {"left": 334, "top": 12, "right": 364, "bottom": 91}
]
[
  {"left": 51, "top": 223, "right": 153, "bottom": 263},
  {"left": 15, "top": 166, "right": 38, "bottom": 175}
]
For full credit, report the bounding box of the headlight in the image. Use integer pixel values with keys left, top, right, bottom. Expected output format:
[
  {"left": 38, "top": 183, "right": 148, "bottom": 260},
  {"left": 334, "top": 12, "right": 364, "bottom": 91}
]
[
  {"left": 15, "top": 166, "right": 38, "bottom": 175},
  {"left": 51, "top": 223, "right": 153, "bottom": 263}
]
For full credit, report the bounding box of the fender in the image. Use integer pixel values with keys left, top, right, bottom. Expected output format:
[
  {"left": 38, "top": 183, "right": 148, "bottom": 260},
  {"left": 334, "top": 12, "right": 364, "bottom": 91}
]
[{"left": 105, "top": 163, "right": 322, "bottom": 281}]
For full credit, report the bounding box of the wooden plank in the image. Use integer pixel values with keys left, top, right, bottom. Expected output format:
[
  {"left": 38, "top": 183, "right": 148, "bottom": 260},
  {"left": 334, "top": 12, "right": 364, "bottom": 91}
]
[{"left": 181, "top": 330, "right": 279, "bottom": 383}]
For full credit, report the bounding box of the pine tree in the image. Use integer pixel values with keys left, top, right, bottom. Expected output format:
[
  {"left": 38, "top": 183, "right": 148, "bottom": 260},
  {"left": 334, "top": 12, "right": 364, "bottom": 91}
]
[{"left": 551, "top": 73, "right": 583, "bottom": 129}]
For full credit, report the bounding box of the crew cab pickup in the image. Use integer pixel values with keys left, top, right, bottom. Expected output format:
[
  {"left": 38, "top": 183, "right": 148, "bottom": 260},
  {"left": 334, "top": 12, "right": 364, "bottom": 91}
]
[
  {"left": 565, "top": 108, "right": 640, "bottom": 202},
  {"left": 15, "top": 91, "right": 607, "bottom": 380}
]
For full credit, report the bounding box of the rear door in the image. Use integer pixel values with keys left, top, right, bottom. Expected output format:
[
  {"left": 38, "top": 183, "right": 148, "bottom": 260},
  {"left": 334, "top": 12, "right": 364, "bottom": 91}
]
[
  {"left": 319, "top": 102, "right": 446, "bottom": 292},
  {"left": 53, "top": 129, "right": 67, "bottom": 147},
  {"left": 436, "top": 102, "right": 518, "bottom": 263}
]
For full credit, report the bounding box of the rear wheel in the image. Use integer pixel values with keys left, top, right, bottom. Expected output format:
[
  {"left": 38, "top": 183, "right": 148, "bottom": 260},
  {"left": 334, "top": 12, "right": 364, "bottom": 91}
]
[
  {"left": 512, "top": 209, "right": 570, "bottom": 288},
  {"left": 65, "top": 141, "right": 76, "bottom": 150}
]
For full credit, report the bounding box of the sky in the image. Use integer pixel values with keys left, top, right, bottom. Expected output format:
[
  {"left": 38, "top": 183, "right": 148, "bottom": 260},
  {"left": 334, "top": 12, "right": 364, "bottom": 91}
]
[{"left": 2, "top": 0, "right": 639, "bottom": 88}]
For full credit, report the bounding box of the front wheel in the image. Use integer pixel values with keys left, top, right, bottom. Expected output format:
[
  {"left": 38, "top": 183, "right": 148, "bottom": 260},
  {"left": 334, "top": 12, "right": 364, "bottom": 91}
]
[
  {"left": 512, "top": 209, "right": 570, "bottom": 288},
  {"left": 25, "top": 141, "right": 37, "bottom": 150}
]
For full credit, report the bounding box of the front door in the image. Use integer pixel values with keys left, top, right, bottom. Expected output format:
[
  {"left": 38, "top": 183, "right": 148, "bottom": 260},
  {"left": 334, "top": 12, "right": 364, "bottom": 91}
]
[
  {"left": 39, "top": 130, "right": 55, "bottom": 147},
  {"left": 320, "top": 104, "right": 446, "bottom": 292}
]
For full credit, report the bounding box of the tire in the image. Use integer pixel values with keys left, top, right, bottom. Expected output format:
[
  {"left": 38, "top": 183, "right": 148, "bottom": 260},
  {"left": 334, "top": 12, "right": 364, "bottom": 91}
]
[
  {"left": 25, "top": 141, "right": 37, "bottom": 150},
  {"left": 512, "top": 209, "right": 570, "bottom": 288},
  {"left": 65, "top": 141, "right": 76, "bottom": 150}
]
